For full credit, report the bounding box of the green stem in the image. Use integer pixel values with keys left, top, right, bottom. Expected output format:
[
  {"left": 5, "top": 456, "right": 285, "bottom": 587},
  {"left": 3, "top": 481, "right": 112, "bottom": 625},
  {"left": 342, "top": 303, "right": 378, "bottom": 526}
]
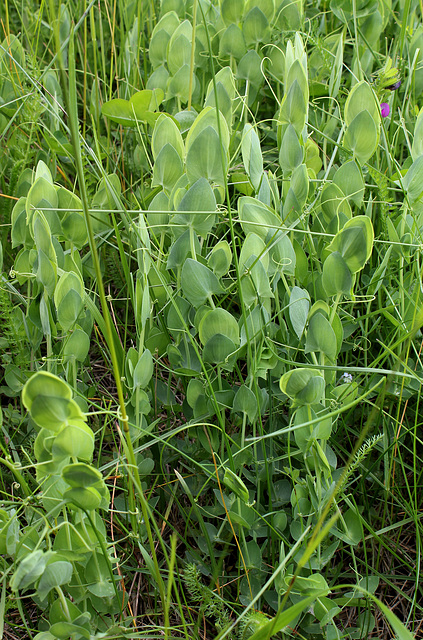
[{"left": 187, "top": 0, "right": 197, "bottom": 111}]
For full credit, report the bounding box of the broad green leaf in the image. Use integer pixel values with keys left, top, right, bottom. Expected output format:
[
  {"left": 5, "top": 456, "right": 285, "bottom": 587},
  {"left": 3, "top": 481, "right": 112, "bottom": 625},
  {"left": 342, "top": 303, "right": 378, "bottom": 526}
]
[
  {"left": 246, "top": 0, "right": 275, "bottom": 21},
  {"left": 186, "top": 127, "right": 228, "bottom": 187},
  {"left": 279, "top": 124, "right": 304, "bottom": 172},
  {"left": 344, "top": 110, "right": 378, "bottom": 165},
  {"left": 208, "top": 240, "right": 232, "bottom": 277},
  {"left": 11, "top": 197, "right": 32, "bottom": 247},
  {"left": 52, "top": 421, "right": 95, "bottom": 461},
  {"left": 23, "top": 372, "right": 72, "bottom": 410},
  {"left": 152, "top": 143, "right": 184, "bottom": 192},
  {"left": 203, "top": 334, "right": 237, "bottom": 364},
  {"left": 168, "top": 64, "right": 198, "bottom": 103},
  {"left": 403, "top": 155, "right": 423, "bottom": 202},
  {"left": 239, "top": 232, "right": 269, "bottom": 272},
  {"left": 133, "top": 349, "right": 154, "bottom": 389},
  {"left": 238, "top": 196, "right": 281, "bottom": 240},
  {"left": 242, "top": 124, "right": 263, "bottom": 191},
  {"left": 64, "top": 486, "right": 102, "bottom": 511},
  {"left": 173, "top": 177, "right": 217, "bottom": 237},
  {"left": 167, "top": 21, "right": 192, "bottom": 75},
  {"left": 130, "top": 88, "right": 164, "bottom": 117},
  {"left": 278, "top": 81, "right": 307, "bottom": 139},
  {"left": 204, "top": 81, "right": 233, "bottom": 129},
  {"left": 26, "top": 175, "right": 60, "bottom": 236},
  {"left": 280, "top": 368, "right": 325, "bottom": 405},
  {"left": 63, "top": 328, "right": 90, "bottom": 363},
  {"left": 325, "top": 215, "right": 374, "bottom": 273},
  {"left": 101, "top": 98, "right": 134, "bottom": 126},
  {"left": 322, "top": 251, "right": 352, "bottom": 296},
  {"left": 37, "top": 560, "right": 73, "bottom": 601},
  {"left": 57, "top": 289, "right": 84, "bottom": 332},
  {"left": 219, "top": 24, "right": 247, "bottom": 60},
  {"left": 221, "top": 0, "right": 244, "bottom": 24},
  {"left": 237, "top": 50, "right": 263, "bottom": 88},
  {"left": 243, "top": 7, "right": 270, "bottom": 47},
  {"left": 181, "top": 259, "right": 224, "bottom": 307},
  {"left": 233, "top": 384, "right": 258, "bottom": 421},
  {"left": 62, "top": 463, "right": 102, "bottom": 491},
  {"left": 283, "top": 572, "right": 329, "bottom": 595},
  {"left": 289, "top": 286, "right": 310, "bottom": 338},
  {"left": 320, "top": 182, "right": 352, "bottom": 225},
  {"left": 10, "top": 550, "right": 49, "bottom": 592},
  {"left": 199, "top": 308, "right": 239, "bottom": 345},
  {"left": 305, "top": 313, "right": 337, "bottom": 360},
  {"left": 333, "top": 161, "right": 364, "bottom": 206},
  {"left": 186, "top": 107, "right": 230, "bottom": 156},
  {"left": 269, "top": 232, "right": 296, "bottom": 276},
  {"left": 167, "top": 229, "right": 201, "bottom": 267},
  {"left": 36, "top": 249, "right": 57, "bottom": 296},
  {"left": 344, "top": 80, "right": 380, "bottom": 127},
  {"left": 30, "top": 395, "right": 85, "bottom": 432},
  {"left": 49, "top": 622, "right": 90, "bottom": 640},
  {"left": 331, "top": 508, "right": 362, "bottom": 545},
  {"left": 152, "top": 114, "right": 184, "bottom": 161}
]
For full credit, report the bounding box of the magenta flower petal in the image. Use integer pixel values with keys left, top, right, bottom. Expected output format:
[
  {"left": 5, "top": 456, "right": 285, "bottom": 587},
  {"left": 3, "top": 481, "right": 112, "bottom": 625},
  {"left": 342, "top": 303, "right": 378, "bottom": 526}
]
[{"left": 381, "top": 102, "right": 390, "bottom": 117}]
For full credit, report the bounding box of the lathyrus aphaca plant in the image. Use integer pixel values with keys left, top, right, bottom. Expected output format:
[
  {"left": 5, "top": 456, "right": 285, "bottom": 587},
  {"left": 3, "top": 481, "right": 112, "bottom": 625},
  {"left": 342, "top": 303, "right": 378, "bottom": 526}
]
[
  {"left": 9, "top": 160, "right": 94, "bottom": 392},
  {"left": 9, "top": 371, "right": 122, "bottom": 640}
]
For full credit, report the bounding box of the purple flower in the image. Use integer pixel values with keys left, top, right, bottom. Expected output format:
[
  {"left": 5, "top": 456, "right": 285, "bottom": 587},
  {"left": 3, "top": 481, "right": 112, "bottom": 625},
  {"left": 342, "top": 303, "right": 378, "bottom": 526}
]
[
  {"left": 381, "top": 102, "right": 390, "bottom": 117},
  {"left": 386, "top": 80, "right": 401, "bottom": 91}
]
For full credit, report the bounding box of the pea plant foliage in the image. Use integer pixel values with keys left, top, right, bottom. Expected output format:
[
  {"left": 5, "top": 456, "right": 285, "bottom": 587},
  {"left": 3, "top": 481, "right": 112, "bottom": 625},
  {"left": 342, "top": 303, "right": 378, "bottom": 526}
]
[{"left": 0, "top": 0, "right": 422, "bottom": 639}]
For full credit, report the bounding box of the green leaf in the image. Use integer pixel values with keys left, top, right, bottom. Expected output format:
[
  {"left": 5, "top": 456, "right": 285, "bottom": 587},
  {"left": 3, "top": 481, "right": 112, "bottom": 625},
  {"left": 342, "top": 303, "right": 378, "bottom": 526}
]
[
  {"left": 37, "top": 560, "right": 73, "bottom": 601},
  {"left": 63, "top": 328, "right": 90, "bottom": 363},
  {"left": 247, "top": 593, "right": 328, "bottom": 640},
  {"left": 64, "top": 486, "right": 102, "bottom": 511},
  {"left": 152, "top": 114, "right": 184, "bottom": 161},
  {"left": 62, "top": 462, "right": 103, "bottom": 488},
  {"left": 279, "top": 123, "right": 304, "bottom": 172},
  {"left": 133, "top": 349, "right": 154, "bottom": 389},
  {"left": 242, "top": 124, "right": 263, "bottom": 191},
  {"left": 52, "top": 421, "right": 95, "bottom": 461},
  {"left": 173, "top": 177, "right": 217, "bottom": 237},
  {"left": 403, "top": 155, "right": 423, "bottom": 202},
  {"left": 238, "top": 196, "right": 281, "bottom": 240},
  {"left": 233, "top": 384, "right": 258, "bottom": 421},
  {"left": 237, "top": 50, "right": 263, "bottom": 87},
  {"left": 199, "top": 308, "right": 239, "bottom": 345},
  {"left": 243, "top": 7, "right": 270, "bottom": 47},
  {"left": 203, "top": 335, "right": 237, "bottom": 364},
  {"left": 181, "top": 259, "right": 224, "bottom": 307},
  {"left": 322, "top": 251, "right": 352, "bottom": 296},
  {"left": 186, "top": 126, "right": 228, "bottom": 187},
  {"left": 219, "top": 24, "right": 247, "bottom": 60},
  {"left": 280, "top": 368, "right": 325, "bottom": 405},
  {"left": 344, "top": 80, "right": 380, "bottom": 127},
  {"left": 221, "top": 0, "right": 244, "bottom": 24},
  {"left": 289, "top": 286, "right": 310, "bottom": 338},
  {"left": 305, "top": 313, "right": 337, "bottom": 360},
  {"left": 208, "top": 240, "right": 232, "bottom": 277},
  {"left": 10, "top": 550, "right": 49, "bottom": 592},
  {"left": 223, "top": 468, "right": 250, "bottom": 502},
  {"left": 325, "top": 215, "right": 374, "bottom": 273},
  {"left": 344, "top": 110, "right": 378, "bottom": 165},
  {"left": 333, "top": 160, "right": 365, "bottom": 206},
  {"left": 151, "top": 143, "right": 184, "bottom": 192},
  {"left": 101, "top": 98, "right": 134, "bottom": 126}
]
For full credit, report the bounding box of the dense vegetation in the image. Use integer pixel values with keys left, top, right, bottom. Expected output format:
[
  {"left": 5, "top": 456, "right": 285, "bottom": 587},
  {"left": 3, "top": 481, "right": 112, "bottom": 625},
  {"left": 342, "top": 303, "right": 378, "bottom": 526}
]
[{"left": 1, "top": 0, "right": 423, "bottom": 638}]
